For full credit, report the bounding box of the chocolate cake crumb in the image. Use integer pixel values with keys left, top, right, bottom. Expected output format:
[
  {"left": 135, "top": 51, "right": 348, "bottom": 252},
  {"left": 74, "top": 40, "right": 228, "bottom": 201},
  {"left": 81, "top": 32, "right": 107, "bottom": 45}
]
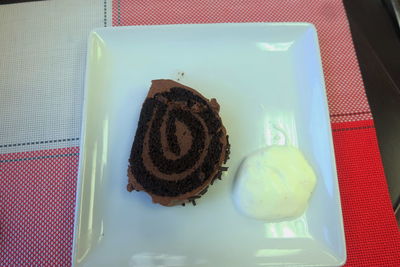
[{"left": 127, "top": 183, "right": 134, "bottom": 192}]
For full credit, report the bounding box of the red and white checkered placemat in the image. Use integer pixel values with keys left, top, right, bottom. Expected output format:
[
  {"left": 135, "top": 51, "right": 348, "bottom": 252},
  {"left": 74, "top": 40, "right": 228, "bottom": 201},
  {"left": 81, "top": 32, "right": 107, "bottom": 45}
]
[
  {"left": 1, "top": 0, "right": 399, "bottom": 266},
  {"left": 0, "top": 0, "right": 107, "bottom": 265}
]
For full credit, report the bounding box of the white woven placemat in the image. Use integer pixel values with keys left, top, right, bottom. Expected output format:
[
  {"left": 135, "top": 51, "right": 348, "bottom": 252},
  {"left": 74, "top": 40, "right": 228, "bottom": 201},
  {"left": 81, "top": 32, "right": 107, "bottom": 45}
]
[{"left": 0, "top": 0, "right": 112, "bottom": 154}]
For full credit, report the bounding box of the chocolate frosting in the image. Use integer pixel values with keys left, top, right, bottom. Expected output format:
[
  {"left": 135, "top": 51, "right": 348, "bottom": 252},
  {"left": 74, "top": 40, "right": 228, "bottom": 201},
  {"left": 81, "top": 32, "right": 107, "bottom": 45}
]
[{"left": 127, "top": 79, "right": 230, "bottom": 206}]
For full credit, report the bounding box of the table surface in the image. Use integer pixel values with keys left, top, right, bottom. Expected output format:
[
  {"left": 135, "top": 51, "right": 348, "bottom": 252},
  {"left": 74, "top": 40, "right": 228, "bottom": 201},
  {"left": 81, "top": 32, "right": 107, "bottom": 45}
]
[
  {"left": 344, "top": 0, "right": 400, "bottom": 214},
  {"left": 0, "top": 0, "right": 399, "bottom": 266}
]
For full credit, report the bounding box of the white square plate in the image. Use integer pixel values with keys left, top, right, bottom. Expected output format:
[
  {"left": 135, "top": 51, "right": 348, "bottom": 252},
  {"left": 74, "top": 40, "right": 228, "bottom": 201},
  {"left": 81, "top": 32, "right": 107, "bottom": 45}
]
[{"left": 73, "top": 23, "right": 346, "bottom": 267}]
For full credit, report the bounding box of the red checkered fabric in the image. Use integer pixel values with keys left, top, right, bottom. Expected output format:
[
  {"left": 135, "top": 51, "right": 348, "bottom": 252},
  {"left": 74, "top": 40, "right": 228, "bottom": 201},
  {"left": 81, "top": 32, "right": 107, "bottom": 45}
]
[
  {"left": 332, "top": 121, "right": 400, "bottom": 266},
  {"left": 0, "top": 147, "right": 79, "bottom": 266}
]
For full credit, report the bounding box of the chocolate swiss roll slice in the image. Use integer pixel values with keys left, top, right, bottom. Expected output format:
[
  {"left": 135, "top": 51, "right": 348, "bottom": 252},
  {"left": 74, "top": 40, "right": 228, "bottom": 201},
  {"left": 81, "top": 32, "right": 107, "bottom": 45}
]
[{"left": 127, "top": 79, "right": 230, "bottom": 206}]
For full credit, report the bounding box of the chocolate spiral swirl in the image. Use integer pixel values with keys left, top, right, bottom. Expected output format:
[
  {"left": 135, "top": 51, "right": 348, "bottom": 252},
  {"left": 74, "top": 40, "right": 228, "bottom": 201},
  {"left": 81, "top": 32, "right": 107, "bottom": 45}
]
[{"left": 129, "top": 86, "right": 227, "bottom": 197}]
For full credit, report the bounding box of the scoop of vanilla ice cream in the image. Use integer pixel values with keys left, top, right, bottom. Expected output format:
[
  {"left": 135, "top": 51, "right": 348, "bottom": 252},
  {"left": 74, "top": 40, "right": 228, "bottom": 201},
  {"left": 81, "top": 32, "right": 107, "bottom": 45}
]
[{"left": 233, "top": 146, "right": 316, "bottom": 221}]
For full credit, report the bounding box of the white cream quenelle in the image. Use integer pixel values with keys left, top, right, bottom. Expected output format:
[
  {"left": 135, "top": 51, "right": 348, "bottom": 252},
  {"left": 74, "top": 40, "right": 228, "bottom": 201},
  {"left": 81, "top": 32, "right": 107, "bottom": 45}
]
[{"left": 233, "top": 146, "right": 316, "bottom": 221}]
